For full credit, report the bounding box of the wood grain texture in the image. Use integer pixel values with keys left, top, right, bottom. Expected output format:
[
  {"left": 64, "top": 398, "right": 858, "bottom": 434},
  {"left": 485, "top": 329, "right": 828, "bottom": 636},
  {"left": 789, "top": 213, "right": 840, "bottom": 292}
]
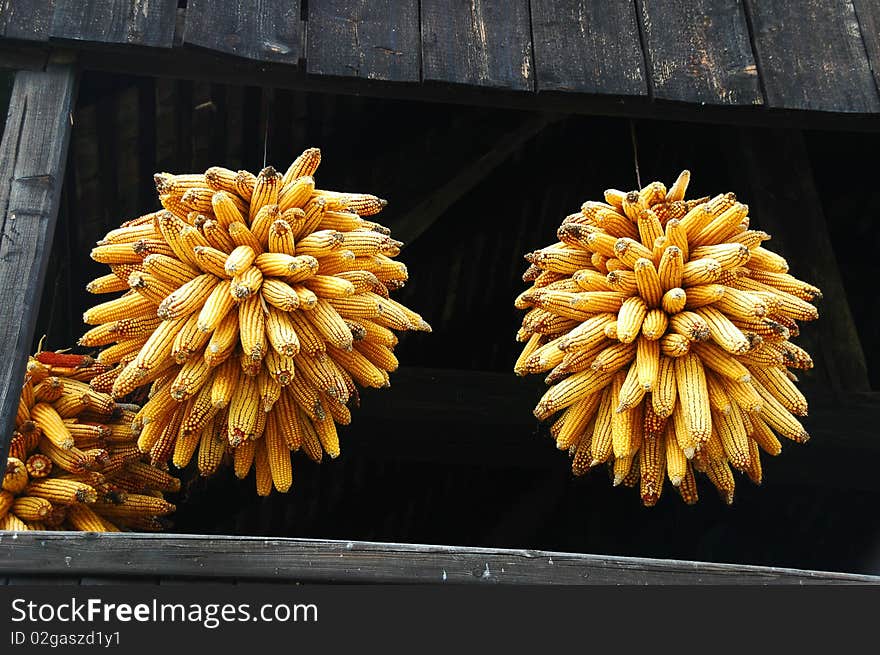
[
  {"left": 307, "top": 0, "right": 420, "bottom": 82},
  {"left": 745, "top": 0, "right": 880, "bottom": 112},
  {"left": 637, "top": 0, "right": 762, "bottom": 105},
  {"left": 725, "top": 129, "right": 871, "bottom": 392},
  {"left": 0, "top": 62, "right": 76, "bottom": 475},
  {"left": 530, "top": 0, "right": 647, "bottom": 95},
  {"left": 0, "top": 532, "right": 876, "bottom": 584},
  {"left": 50, "top": 0, "right": 177, "bottom": 48},
  {"left": 852, "top": 0, "right": 880, "bottom": 96},
  {"left": 389, "top": 115, "right": 555, "bottom": 244},
  {"left": 0, "top": 0, "right": 54, "bottom": 41},
  {"left": 184, "top": 0, "right": 302, "bottom": 65},
  {"left": 421, "top": 0, "right": 533, "bottom": 90}
]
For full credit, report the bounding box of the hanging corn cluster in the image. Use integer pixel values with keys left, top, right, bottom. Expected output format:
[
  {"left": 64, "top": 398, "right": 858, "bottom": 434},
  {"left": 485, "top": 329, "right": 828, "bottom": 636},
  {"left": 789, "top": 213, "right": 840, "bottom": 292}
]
[
  {"left": 1, "top": 351, "right": 179, "bottom": 532},
  {"left": 514, "top": 171, "right": 821, "bottom": 505},
  {"left": 81, "top": 148, "right": 430, "bottom": 495}
]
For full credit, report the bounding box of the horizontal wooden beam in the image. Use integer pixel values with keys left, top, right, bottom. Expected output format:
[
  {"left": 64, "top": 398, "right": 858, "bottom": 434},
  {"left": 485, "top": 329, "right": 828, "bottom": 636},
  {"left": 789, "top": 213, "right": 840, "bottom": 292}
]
[
  {"left": 0, "top": 532, "right": 876, "bottom": 584},
  {"left": 2, "top": 41, "right": 880, "bottom": 132}
]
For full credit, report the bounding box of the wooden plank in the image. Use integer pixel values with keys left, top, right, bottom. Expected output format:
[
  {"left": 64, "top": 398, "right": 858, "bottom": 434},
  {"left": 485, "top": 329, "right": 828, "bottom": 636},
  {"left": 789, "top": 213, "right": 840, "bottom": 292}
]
[
  {"left": 725, "top": 128, "right": 871, "bottom": 392},
  {"left": 744, "top": 0, "right": 880, "bottom": 113},
  {"left": 0, "top": 1, "right": 53, "bottom": 41},
  {"left": 1, "top": 532, "right": 876, "bottom": 584},
  {"left": 7, "top": 575, "right": 80, "bottom": 585},
  {"left": 50, "top": 0, "right": 177, "bottom": 48},
  {"left": 420, "top": 0, "right": 533, "bottom": 90},
  {"left": 637, "top": 0, "right": 762, "bottom": 105},
  {"left": 389, "top": 114, "right": 557, "bottom": 245},
  {"left": 184, "top": 0, "right": 302, "bottom": 65},
  {"left": 529, "top": 0, "right": 647, "bottom": 96},
  {"left": 0, "top": 59, "right": 76, "bottom": 473},
  {"left": 852, "top": 0, "right": 880, "bottom": 96},
  {"left": 307, "top": 0, "right": 420, "bottom": 82}
]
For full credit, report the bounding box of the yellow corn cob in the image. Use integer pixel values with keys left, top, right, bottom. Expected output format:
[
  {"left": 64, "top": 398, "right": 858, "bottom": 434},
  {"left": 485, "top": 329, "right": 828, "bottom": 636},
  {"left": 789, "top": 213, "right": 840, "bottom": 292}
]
[
  {"left": 25, "top": 454, "right": 52, "bottom": 479},
  {"left": 67, "top": 503, "right": 120, "bottom": 532},
  {"left": 204, "top": 312, "right": 239, "bottom": 366},
  {"left": 664, "top": 425, "right": 687, "bottom": 486},
  {"left": 0, "top": 512, "right": 29, "bottom": 530},
  {"left": 31, "top": 403, "right": 75, "bottom": 450},
  {"left": 261, "top": 278, "right": 301, "bottom": 312},
  {"left": 705, "top": 372, "right": 732, "bottom": 416},
  {"left": 328, "top": 346, "right": 387, "bottom": 388},
  {"left": 665, "top": 170, "right": 690, "bottom": 203},
  {"left": 268, "top": 218, "right": 297, "bottom": 255},
  {"left": 635, "top": 337, "right": 660, "bottom": 391},
  {"left": 637, "top": 209, "right": 663, "bottom": 248},
  {"left": 230, "top": 265, "right": 264, "bottom": 299},
  {"left": 282, "top": 148, "right": 322, "bottom": 185},
  {"left": 314, "top": 414, "right": 340, "bottom": 458},
  {"left": 651, "top": 356, "right": 677, "bottom": 419},
  {"left": 693, "top": 306, "right": 750, "bottom": 354},
  {"left": 306, "top": 299, "right": 354, "bottom": 351},
  {"left": 664, "top": 218, "right": 689, "bottom": 260},
  {"left": 86, "top": 272, "right": 131, "bottom": 294},
  {"left": 750, "top": 377, "right": 809, "bottom": 442},
  {"left": 279, "top": 174, "right": 316, "bottom": 212},
  {"left": 197, "top": 419, "right": 226, "bottom": 477},
  {"left": 657, "top": 287, "right": 685, "bottom": 316},
  {"left": 659, "top": 333, "right": 690, "bottom": 357},
  {"left": 3, "top": 457, "right": 29, "bottom": 494},
  {"left": 748, "top": 365, "right": 807, "bottom": 415},
  {"left": 639, "top": 431, "right": 664, "bottom": 506},
  {"left": 633, "top": 258, "right": 663, "bottom": 307},
  {"left": 615, "top": 362, "right": 646, "bottom": 413},
  {"left": 674, "top": 353, "right": 711, "bottom": 446},
  {"left": 238, "top": 294, "right": 267, "bottom": 362},
  {"left": 227, "top": 373, "right": 260, "bottom": 446},
  {"left": 249, "top": 166, "right": 281, "bottom": 222},
  {"left": 587, "top": 387, "right": 614, "bottom": 465},
  {"left": 12, "top": 496, "right": 52, "bottom": 521},
  {"left": 157, "top": 274, "right": 219, "bottom": 320},
  {"left": 616, "top": 297, "right": 648, "bottom": 344},
  {"left": 26, "top": 478, "right": 97, "bottom": 504},
  {"left": 748, "top": 246, "right": 789, "bottom": 273},
  {"left": 681, "top": 257, "right": 722, "bottom": 286},
  {"left": 640, "top": 308, "right": 668, "bottom": 340},
  {"left": 229, "top": 221, "right": 264, "bottom": 253},
  {"left": 83, "top": 292, "right": 155, "bottom": 325},
  {"left": 534, "top": 368, "right": 613, "bottom": 420},
  {"left": 554, "top": 393, "right": 602, "bottom": 450}
]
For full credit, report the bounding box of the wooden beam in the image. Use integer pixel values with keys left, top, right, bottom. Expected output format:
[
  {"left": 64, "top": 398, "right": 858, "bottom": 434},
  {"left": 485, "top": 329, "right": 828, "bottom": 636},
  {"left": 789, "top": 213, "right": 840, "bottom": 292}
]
[
  {"left": 183, "top": 0, "right": 303, "bottom": 65},
  {"left": 0, "top": 57, "right": 77, "bottom": 474},
  {"left": 420, "top": 0, "right": 534, "bottom": 91},
  {"left": 307, "top": 0, "right": 421, "bottom": 82},
  {"left": 0, "top": 1, "right": 53, "bottom": 41},
  {"left": 389, "top": 114, "right": 557, "bottom": 246},
  {"left": 636, "top": 0, "right": 762, "bottom": 106},
  {"left": 0, "top": 532, "right": 876, "bottom": 584},
  {"left": 3, "top": 42, "right": 880, "bottom": 131},
  {"left": 744, "top": 0, "right": 880, "bottom": 113},
  {"left": 529, "top": 0, "right": 647, "bottom": 96},
  {"left": 50, "top": 0, "right": 178, "bottom": 48},
  {"left": 724, "top": 129, "right": 871, "bottom": 392}
]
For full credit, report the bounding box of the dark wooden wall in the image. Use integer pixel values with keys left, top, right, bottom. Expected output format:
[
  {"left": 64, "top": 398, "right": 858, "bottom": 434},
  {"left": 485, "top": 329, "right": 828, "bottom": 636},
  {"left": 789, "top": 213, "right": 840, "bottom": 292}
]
[
  {"left": 27, "top": 70, "right": 880, "bottom": 576},
  {"left": 2, "top": 1, "right": 880, "bottom": 118}
]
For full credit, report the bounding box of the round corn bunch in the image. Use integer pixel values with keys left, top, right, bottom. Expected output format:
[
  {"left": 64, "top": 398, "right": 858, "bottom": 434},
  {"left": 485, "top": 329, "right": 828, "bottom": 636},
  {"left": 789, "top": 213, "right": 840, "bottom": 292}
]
[
  {"left": 514, "top": 170, "right": 821, "bottom": 506},
  {"left": 81, "top": 148, "right": 431, "bottom": 495},
  {"left": 1, "top": 351, "right": 179, "bottom": 532}
]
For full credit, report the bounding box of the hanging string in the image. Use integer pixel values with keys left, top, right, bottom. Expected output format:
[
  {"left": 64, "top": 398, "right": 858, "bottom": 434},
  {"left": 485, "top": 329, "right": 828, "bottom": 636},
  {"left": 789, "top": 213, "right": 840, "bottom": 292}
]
[
  {"left": 262, "top": 87, "right": 274, "bottom": 169},
  {"left": 629, "top": 119, "right": 642, "bottom": 189}
]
